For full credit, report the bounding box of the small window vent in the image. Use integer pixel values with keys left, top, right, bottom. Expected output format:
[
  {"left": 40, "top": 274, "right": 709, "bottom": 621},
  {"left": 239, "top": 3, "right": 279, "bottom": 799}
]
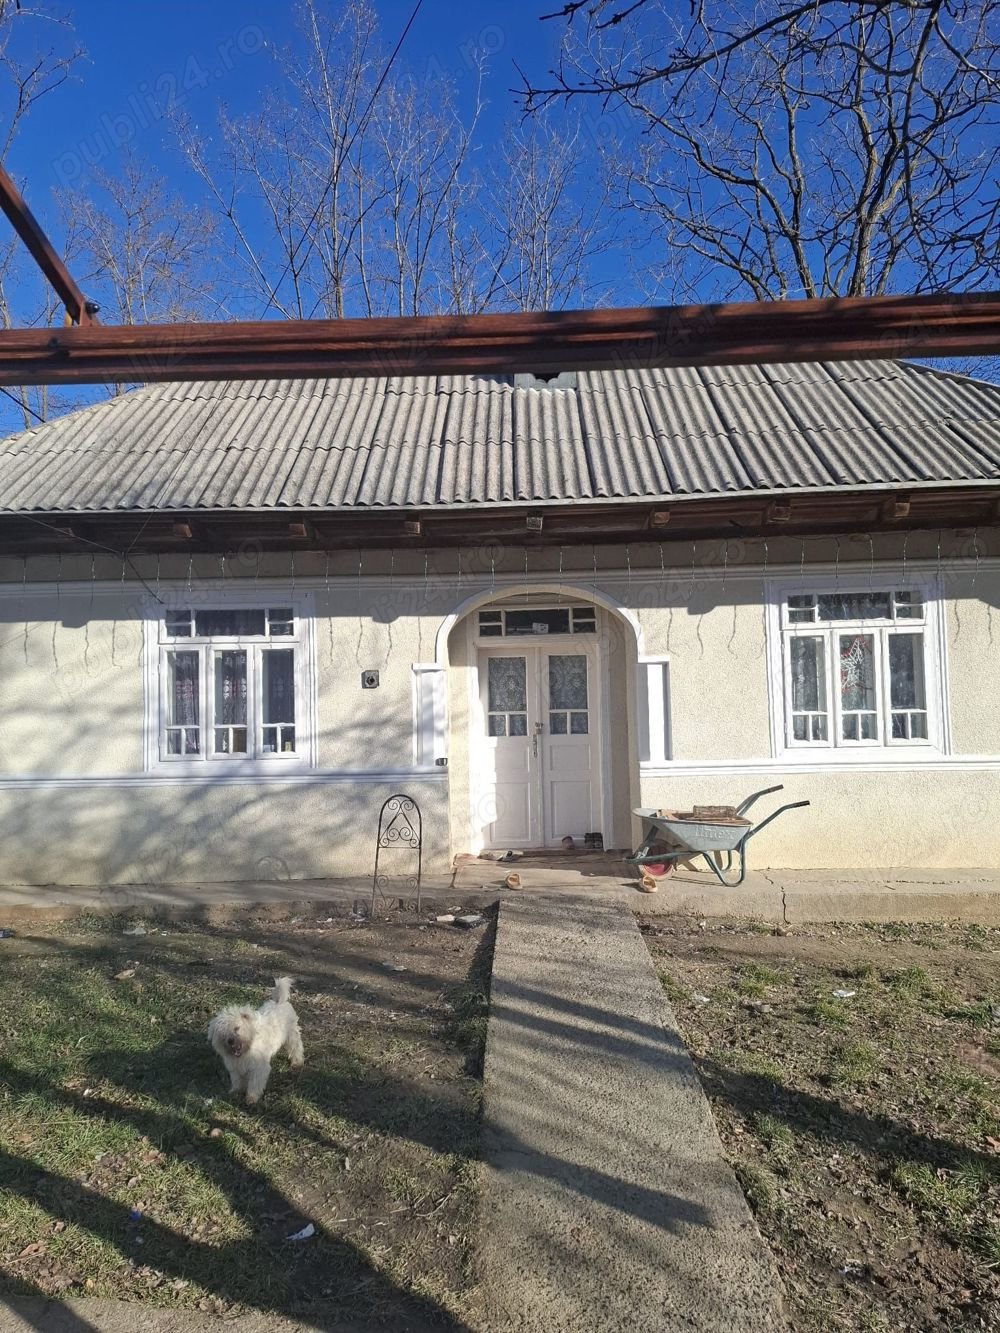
[{"left": 513, "top": 370, "right": 578, "bottom": 390}]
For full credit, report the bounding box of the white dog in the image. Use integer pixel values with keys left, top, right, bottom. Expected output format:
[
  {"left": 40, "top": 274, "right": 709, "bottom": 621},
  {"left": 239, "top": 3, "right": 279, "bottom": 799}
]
[{"left": 207, "top": 976, "right": 304, "bottom": 1105}]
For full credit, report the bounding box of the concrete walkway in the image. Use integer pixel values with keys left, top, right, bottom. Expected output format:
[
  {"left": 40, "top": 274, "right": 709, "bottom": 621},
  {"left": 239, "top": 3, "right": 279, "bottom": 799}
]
[{"left": 477, "top": 895, "right": 785, "bottom": 1332}]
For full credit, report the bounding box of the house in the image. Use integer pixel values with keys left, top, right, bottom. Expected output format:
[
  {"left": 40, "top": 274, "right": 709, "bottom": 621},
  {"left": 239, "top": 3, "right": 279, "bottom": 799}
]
[{"left": 0, "top": 357, "right": 997, "bottom": 886}]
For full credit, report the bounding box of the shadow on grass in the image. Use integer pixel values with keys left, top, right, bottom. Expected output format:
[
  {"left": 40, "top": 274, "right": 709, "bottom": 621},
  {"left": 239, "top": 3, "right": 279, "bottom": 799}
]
[{"left": 0, "top": 918, "right": 484, "bottom": 1332}]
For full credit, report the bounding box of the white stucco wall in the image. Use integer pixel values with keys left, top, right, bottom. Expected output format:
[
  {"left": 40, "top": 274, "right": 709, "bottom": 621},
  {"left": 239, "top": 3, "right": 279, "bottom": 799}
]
[{"left": 0, "top": 528, "right": 995, "bottom": 882}]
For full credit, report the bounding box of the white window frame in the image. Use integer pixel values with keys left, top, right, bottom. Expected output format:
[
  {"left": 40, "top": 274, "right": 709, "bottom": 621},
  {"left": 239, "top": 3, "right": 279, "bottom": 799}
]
[
  {"left": 766, "top": 574, "right": 948, "bottom": 761},
  {"left": 146, "top": 594, "right": 318, "bottom": 775}
]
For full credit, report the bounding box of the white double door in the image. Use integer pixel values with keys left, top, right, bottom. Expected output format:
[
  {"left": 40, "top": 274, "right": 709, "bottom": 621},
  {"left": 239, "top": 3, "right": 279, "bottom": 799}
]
[{"left": 478, "top": 644, "right": 601, "bottom": 849}]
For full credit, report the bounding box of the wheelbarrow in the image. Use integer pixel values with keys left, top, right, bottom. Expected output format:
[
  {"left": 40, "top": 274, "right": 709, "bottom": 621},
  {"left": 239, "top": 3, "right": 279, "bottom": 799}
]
[{"left": 626, "top": 785, "right": 810, "bottom": 887}]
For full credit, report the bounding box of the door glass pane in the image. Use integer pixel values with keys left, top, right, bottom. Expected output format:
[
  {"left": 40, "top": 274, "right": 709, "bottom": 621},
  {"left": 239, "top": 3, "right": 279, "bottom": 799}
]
[
  {"left": 509, "top": 714, "right": 528, "bottom": 736},
  {"left": 488, "top": 714, "right": 507, "bottom": 737},
  {"left": 549, "top": 712, "right": 567, "bottom": 735},
  {"left": 570, "top": 711, "right": 589, "bottom": 734},
  {"left": 819, "top": 592, "right": 891, "bottom": 621},
  {"left": 505, "top": 608, "right": 570, "bottom": 636},
  {"left": 549, "top": 655, "right": 587, "bottom": 710},
  {"left": 488, "top": 657, "right": 527, "bottom": 712}
]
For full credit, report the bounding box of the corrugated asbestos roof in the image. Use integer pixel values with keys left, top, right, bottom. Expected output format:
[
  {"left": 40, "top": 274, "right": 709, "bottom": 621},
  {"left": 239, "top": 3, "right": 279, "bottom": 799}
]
[{"left": 0, "top": 359, "right": 997, "bottom": 514}]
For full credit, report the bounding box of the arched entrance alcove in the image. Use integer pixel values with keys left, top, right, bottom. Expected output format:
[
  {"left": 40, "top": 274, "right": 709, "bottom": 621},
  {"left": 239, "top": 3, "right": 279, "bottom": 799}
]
[{"left": 439, "top": 582, "right": 642, "bottom": 858}]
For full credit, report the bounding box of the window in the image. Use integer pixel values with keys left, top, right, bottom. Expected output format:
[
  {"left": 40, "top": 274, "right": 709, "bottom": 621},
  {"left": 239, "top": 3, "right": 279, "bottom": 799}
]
[
  {"left": 158, "top": 606, "right": 307, "bottom": 765},
  {"left": 779, "top": 587, "right": 938, "bottom": 751},
  {"left": 478, "top": 605, "right": 597, "bottom": 637}
]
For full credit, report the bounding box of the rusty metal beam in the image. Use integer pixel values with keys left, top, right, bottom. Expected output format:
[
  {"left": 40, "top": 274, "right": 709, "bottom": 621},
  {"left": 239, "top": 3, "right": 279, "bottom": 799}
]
[
  {"left": 0, "top": 164, "right": 96, "bottom": 326},
  {"left": 0, "top": 290, "right": 997, "bottom": 385}
]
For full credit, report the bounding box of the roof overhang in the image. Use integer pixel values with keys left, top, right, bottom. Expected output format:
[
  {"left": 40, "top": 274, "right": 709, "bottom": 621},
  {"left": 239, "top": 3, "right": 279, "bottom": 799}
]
[{"left": 1, "top": 482, "right": 996, "bottom": 558}]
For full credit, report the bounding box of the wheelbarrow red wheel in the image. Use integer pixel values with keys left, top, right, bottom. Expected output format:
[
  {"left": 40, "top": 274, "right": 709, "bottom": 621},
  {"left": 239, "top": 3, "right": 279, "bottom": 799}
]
[{"left": 642, "top": 861, "right": 673, "bottom": 878}]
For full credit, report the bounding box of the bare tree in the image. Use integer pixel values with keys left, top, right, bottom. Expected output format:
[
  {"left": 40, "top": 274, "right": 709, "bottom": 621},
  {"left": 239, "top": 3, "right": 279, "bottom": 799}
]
[
  {"left": 179, "top": 0, "right": 613, "bottom": 318},
  {"left": 68, "top": 151, "right": 223, "bottom": 325},
  {"left": 484, "top": 116, "right": 616, "bottom": 311},
  {"left": 0, "top": 0, "right": 81, "bottom": 159},
  {"left": 521, "top": 1, "right": 1000, "bottom": 300}
]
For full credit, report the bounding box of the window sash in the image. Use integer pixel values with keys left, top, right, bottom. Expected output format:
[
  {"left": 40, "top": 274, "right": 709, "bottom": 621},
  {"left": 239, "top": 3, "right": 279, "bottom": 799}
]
[
  {"left": 159, "top": 643, "right": 301, "bottom": 762},
  {"left": 782, "top": 623, "right": 932, "bottom": 751}
]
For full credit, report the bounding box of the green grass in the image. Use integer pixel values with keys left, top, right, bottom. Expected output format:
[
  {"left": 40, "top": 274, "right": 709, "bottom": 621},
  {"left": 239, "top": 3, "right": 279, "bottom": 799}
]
[
  {"left": 658, "top": 971, "right": 691, "bottom": 1006},
  {"left": 829, "top": 1039, "right": 879, "bottom": 1085},
  {"left": 0, "top": 924, "right": 482, "bottom": 1319},
  {"left": 734, "top": 961, "right": 787, "bottom": 997},
  {"left": 889, "top": 1161, "right": 978, "bottom": 1219},
  {"left": 753, "top": 1111, "right": 795, "bottom": 1158},
  {"left": 804, "top": 995, "right": 849, "bottom": 1029}
]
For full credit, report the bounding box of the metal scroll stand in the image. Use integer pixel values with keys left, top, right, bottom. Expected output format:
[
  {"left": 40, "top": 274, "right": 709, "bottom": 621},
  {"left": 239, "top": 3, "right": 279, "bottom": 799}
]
[{"left": 371, "top": 794, "right": 423, "bottom": 914}]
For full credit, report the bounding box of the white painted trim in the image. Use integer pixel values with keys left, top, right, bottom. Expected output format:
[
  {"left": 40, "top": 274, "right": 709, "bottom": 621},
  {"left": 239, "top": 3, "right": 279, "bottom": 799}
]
[
  {"left": 434, "top": 581, "right": 645, "bottom": 665},
  {"left": 636, "top": 655, "right": 671, "bottom": 765},
  {"left": 142, "top": 591, "right": 319, "bottom": 775},
  {"left": 640, "top": 756, "right": 1000, "bottom": 777},
  {"left": 763, "top": 570, "right": 949, "bottom": 763},
  {"left": 411, "top": 664, "right": 448, "bottom": 767},
  {"left": 0, "top": 769, "right": 449, "bottom": 791}
]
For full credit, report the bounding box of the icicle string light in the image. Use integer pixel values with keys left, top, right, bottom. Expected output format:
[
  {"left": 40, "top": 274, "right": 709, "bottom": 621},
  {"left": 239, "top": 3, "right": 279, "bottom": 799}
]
[
  {"left": 661, "top": 543, "right": 674, "bottom": 655},
  {"left": 52, "top": 553, "right": 61, "bottom": 670},
  {"left": 21, "top": 556, "right": 28, "bottom": 664},
  {"left": 867, "top": 533, "right": 875, "bottom": 593},
  {"left": 384, "top": 551, "right": 394, "bottom": 663},
  {"left": 971, "top": 528, "right": 981, "bottom": 590},
  {"left": 901, "top": 530, "right": 910, "bottom": 586},
  {"left": 417, "top": 551, "right": 428, "bottom": 661},
  {"left": 624, "top": 545, "right": 631, "bottom": 606},
  {"left": 799, "top": 536, "right": 806, "bottom": 585},
  {"left": 84, "top": 554, "right": 95, "bottom": 673},
  {"left": 834, "top": 536, "right": 841, "bottom": 592},
  {"left": 721, "top": 539, "right": 729, "bottom": 594},
  {"left": 325, "top": 551, "right": 335, "bottom": 666},
  {"left": 760, "top": 539, "right": 769, "bottom": 657},
  {"left": 355, "top": 550, "right": 364, "bottom": 663},
  {"left": 524, "top": 547, "right": 529, "bottom": 604}
]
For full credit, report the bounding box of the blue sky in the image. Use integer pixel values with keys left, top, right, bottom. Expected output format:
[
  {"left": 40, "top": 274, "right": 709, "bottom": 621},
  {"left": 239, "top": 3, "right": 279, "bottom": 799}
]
[{"left": 10, "top": 1, "right": 588, "bottom": 276}]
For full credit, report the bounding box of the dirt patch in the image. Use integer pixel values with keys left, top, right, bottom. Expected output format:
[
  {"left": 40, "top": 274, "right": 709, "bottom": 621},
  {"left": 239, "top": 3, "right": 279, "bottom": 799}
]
[
  {"left": 642, "top": 917, "right": 1000, "bottom": 1333},
  {"left": 0, "top": 908, "right": 492, "bottom": 1329}
]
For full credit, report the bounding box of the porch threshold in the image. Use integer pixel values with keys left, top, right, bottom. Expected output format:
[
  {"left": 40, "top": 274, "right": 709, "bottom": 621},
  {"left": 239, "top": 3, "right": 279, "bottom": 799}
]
[{"left": 0, "top": 863, "right": 997, "bottom": 927}]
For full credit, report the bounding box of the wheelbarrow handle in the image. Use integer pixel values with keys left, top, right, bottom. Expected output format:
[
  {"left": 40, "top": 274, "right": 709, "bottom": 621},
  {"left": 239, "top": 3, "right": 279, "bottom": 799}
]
[
  {"left": 740, "top": 798, "right": 811, "bottom": 844},
  {"left": 735, "top": 784, "right": 784, "bottom": 816}
]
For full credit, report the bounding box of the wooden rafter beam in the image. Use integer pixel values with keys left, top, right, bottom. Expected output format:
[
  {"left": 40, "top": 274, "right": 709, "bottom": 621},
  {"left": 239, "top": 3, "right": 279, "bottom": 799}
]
[
  {"left": 0, "top": 290, "right": 997, "bottom": 386},
  {"left": 0, "top": 164, "right": 96, "bottom": 327}
]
